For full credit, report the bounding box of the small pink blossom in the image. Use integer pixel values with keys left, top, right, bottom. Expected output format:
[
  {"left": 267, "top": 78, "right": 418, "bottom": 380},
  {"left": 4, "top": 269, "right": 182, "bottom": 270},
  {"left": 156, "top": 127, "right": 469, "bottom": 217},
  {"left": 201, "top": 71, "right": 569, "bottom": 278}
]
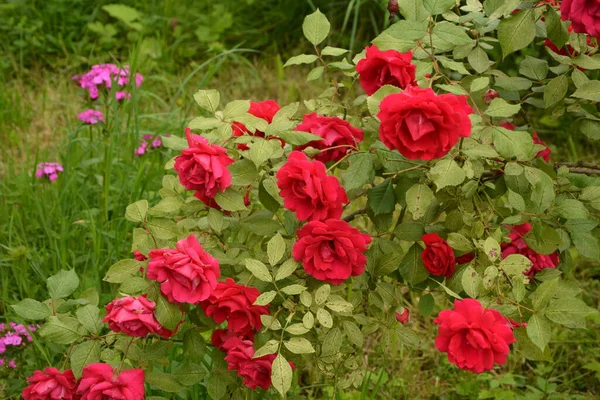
[
  {"left": 73, "top": 64, "right": 144, "bottom": 99},
  {"left": 78, "top": 109, "right": 105, "bottom": 125},
  {"left": 35, "top": 162, "right": 64, "bottom": 182},
  {"left": 8, "top": 359, "right": 16, "bottom": 368},
  {"left": 134, "top": 134, "right": 166, "bottom": 156}
]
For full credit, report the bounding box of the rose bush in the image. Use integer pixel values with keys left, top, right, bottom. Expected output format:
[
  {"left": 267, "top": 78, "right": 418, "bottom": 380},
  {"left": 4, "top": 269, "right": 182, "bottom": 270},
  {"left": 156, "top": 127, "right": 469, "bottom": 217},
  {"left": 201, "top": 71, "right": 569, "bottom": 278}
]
[{"left": 10, "top": 1, "right": 600, "bottom": 398}]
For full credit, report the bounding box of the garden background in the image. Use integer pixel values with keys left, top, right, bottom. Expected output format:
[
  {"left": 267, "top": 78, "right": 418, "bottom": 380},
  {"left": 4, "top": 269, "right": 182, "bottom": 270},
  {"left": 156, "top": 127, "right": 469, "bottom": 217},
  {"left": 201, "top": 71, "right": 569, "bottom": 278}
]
[{"left": 1, "top": 0, "right": 599, "bottom": 399}]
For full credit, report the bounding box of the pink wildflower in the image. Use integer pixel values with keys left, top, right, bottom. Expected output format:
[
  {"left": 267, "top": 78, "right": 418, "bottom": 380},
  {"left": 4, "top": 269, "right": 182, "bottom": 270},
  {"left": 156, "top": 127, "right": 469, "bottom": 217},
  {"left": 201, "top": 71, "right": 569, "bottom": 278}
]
[
  {"left": 77, "top": 109, "right": 105, "bottom": 125},
  {"left": 8, "top": 359, "right": 16, "bottom": 368},
  {"left": 73, "top": 64, "right": 144, "bottom": 100},
  {"left": 35, "top": 163, "right": 64, "bottom": 182}
]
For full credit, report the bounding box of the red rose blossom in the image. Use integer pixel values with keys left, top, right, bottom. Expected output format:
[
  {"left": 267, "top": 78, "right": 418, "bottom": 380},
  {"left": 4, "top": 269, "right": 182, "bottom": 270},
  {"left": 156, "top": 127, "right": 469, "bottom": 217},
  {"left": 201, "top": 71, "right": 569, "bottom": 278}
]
[
  {"left": 395, "top": 308, "right": 410, "bottom": 324},
  {"left": 434, "top": 299, "right": 515, "bottom": 373},
  {"left": 501, "top": 223, "right": 560, "bottom": 277},
  {"left": 276, "top": 151, "right": 348, "bottom": 221},
  {"left": 148, "top": 234, "right": 221, "bottom": 304},
  {"left": 294, "top": 113, "right": 364, "bottom": 162},
  {"left": 232, "top": 100, "right": 283, "bottom": 150},
  {"left": 378, "top": 86, "right": 473, "bottom": 160},
  {"left": 421, "top": 233, "right": 456, "bottom": 278},
  {"left": 222, "top": 336, "right": 291, "bottom": 391},
  {"left": 500, "top": 123, "right": 551, "bottom": 162},
  {"left": 132, "top": 250, "right": 147, "bottom": 261},
  {"left": 355, "top": 45, "right": 416, "bottom": 95},
  {"left": 456, "top": 252, "right": 475, "bottom": 264},
  {"left": 201, "top": 278, "right": 269, "bottom": 333},
  {"left": 103, "top": 295, "right": 175, "bottom": 338},
  {"left": 561, "top": 0, "right": 600, "bottom": 38},
  {"left": 23, "top": 368, "right": 76, "bottom": 400},
  {"left": 292, "top": 219, "right": 372, "bottom": 285},
  {"left": 211, "top": 328, "right": 255, "bottom": 351},
  {"left": 76, "top": 363, "right": 144, "bottom": 400},
  {"left": 174, "top": 128, "right": 234, "bottom": 198}
]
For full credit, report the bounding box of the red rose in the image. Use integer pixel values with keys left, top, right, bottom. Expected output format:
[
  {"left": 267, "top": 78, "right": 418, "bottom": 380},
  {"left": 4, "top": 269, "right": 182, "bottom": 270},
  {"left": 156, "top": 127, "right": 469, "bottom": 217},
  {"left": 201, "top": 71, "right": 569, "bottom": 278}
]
[
  {"left": 378, "top": 86, "right": 473, "bottom": 160},
  {"left": 222, "top": 337, "right": 282, "bottom": 391},
  {"left": 276, "top": 151, "right": 348, "bottom": 221},
  {"left": 292, "top": 219, "right": 372, "bottom": 285},
  {"left": 501, "top": 223, "right": 560, "bottom": 277},
  {"left": 421, "top": 233, "right": 456, "bottom": 278},
  {"left": 434, "top": 299, "right": 515, "bottom": 373},
  {"left": 174, "top": 128, "right": 234, "bottom": 198},
  {"left": 76, "top": 364, "right": 144, "bottom": 400},
  {"left": 132, "top": 250, "right": 147, "bottom": 261},
  {"left": 22, "top": 368, "right": 76, "bottom": 400},
  {"left": 294, "top": 113, "right": 364, "bottom": 162},
  {"left": 355, "top": 45, "right": 416, "bottom": 95},
  {"left": 233, "top": 100, "right": 283, "bottom": 150},
  {"left": 148, "top": 234, "right": 221, "bottom": 304},
  {"left": 103, "top": 295, "right": 175, "bottom": 338},
  {"left": 500, "top": 123, "right": 551, "bottom": 162},
  {"left": 456, "top": 252, "right": 475, "bottom": 264},
  {"left": 561, "top": 0, "right": 600, "bottom": 38},
  {"left": 201, "top": 278, "right": 269, "bottom": 333},
  {"left": 395, "top": 308, "right": 410, "bottom": 324},
  {"left": 211, "top": 328, "right": 255, "bottom": 351}
]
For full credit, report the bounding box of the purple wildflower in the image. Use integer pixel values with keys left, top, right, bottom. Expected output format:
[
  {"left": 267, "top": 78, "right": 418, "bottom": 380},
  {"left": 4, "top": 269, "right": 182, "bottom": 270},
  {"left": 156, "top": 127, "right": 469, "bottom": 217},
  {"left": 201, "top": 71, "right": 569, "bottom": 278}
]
[
  {"left": 77, "top": 109, "right": 105, "bottom": 125},
  {"left": 35, "top": 162, "right": 64, "bottom": 182},
  {"left": 73, "top": 64, "right": 143, "bottom": 100}
]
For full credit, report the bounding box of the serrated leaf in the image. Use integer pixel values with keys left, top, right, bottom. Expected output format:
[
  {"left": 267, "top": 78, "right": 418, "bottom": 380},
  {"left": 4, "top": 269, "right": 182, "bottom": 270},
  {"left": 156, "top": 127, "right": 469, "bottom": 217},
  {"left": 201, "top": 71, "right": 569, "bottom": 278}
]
[
  {"left": 281, "top": 284, "right": 306, "bottom": 295},
  {"left": 222, "top": 100, "right": 250, "bottom": 121},
  {"left": 432, "top": 21, "right": 472, "bottom": 45},
  {"left": 76, "top": 305, "right": 102, "bottom": 334},
  {"left": 429, "top": 159, "right": 466, "bottom": 190},
  {"left": 343, "top": 321, "right": 363, "bottom": 347},
  {"left": 546, "top": 298, "right": 597, "bottom": 328},
  {"left": 398, "top": 243, "right": 429, "bottom": 284},
  {"left": 424, "top": 0, "right": 455, "bottom": 15},
  {"left": 39, "top": 316, "right": 83, "bottom": 344},
  {"left": 147, "top": 371, "right": 186, "bottom": 393},
  {"left": 532, "top": 279, "right": 559, "bottom": 310},
  {"left": 283, "top": 54, "right": 319, "bottom": 67},
  {"left": 271, "top": 354, "right": 293, "bottom": 396},
  {"left": 245, "top": 259, "right": 272, "bottom": 282},
  {"left": 155, "top": 295, "right": 181, "bottom": 331},
  {"left": 317, "top": 308, "right": 333, "bottom": 328},
  {"left": 125, "top": 200, "right": 148, "bottom": 222},
  {"left": 11, "top": 299, "right": 51, "bottom": 320},
  {"left": 315, "top": 284, "right": 330, "bottom": 305},
  {"left": 267, "top": 233, "right": 286, "bottom": 266},
  {"left": 406, "top": 184, "right": 434, "bottom": 220},
  {"left": 275, "top": 259, "right": 298, "bottom": 281},
  {"left": 284, "top": 337, "right": 315, "bottom": 354},
  {"left": 321, "top": 46, "right": 348, "bottom": 56},
  {"left": 254, "top": 290, "right": 278, "bottom": 306},
  {"left": 302, "top": 9, "right": 330, "bottom": 46},
  {"left": 571, "top": 232, "right": 600, "bottom": 260},
  {"left": 193, "top": 89, "right": 220, "bottom": 113},
  {"left": 104, "top": 259, "right": 142, "bottom": 283},
  {"left": 461, "top": 266, "right": 481, "bottom": 298},
  {"left": 254, "top": 340, "right": 279, "bottom": 358},
  {"left": 214, "top": 188, "right": 248, "bottom": 212},
  {"left": 70, "top": 340, "right": 101, "bottom": 378},
  {"left": 527, "top": 314, "right": 552, "bottom": 351},
  {"left": 368, "top": 179, "right": 396, "bottom": 215},
  {"left": 498, "top": 9, "right": 536, "bottom": 58},
  {"left": 471, "top": 77, "right": 490, "bottom": 92},
  {"left": 519, "top": 56, "right": 549, "bottom": 80},
  {"left": 384, "top": 19, "right": 428, "bottom": 40},
  {"left": 572, "top": 80, "right": 600, "bottom": 102},
  {"left": 544, "top": 75, "right": 568, "bottom": 107},
  {"left": 491, "top": 126, "right": 534, "bottom": 161},
  {"left": 485, "top": 98, "right": 521, "bottom": 118},
  {"left": 47, "top": 270, "right": 79, "bottom": 299}
]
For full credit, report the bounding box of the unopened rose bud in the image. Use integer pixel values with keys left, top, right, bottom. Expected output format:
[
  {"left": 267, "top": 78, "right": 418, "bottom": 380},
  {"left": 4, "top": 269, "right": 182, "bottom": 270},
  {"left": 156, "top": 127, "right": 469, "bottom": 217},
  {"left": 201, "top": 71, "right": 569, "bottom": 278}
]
[
  {"left": 484, "top": 89, "right": 499, "bottom": 104},
  {"left": 388, "top": 0, "right": 399, "bottom": 14},
  {"left": 395, "top": 308, "right": 410, "bottom": 324}
]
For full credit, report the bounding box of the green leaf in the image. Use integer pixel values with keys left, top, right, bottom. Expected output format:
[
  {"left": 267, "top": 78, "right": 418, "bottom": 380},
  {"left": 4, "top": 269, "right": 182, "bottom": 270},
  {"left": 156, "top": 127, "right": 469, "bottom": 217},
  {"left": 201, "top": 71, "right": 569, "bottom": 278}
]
[
  {"left": 47, "top": 270, "right": 79, "bottom": 299},
  {"left": 491, "top": 126, "right": 534, "bottom": 161},
  {"left": 155, "top": 295, "right": 182, "bottom": 331},
  {"left": 484, "top": 237, "right": 501, "bottom": 262},
  {"left": 343, "top": 320, "right": 363, "bottom": 347},
  {"left": 399, "top": 0, "right": 429, "bottom": 21},
  {"left": 307, "top": 66, "right": 325, "bottom": 81},
  {"left": 341, "top": 153, "right": 375, "bottom": 191},
  {"left": 147, "top": 371, "right": 186, "bottom": 393},
  {"left": 519, "top": 56, "right": 549, "bottom": 80},
  {"left": 254, "top": 291, "right": 278, "bottom": 306},
  {"left": 76, "top": 305, "right": 102, "bottom": 334},
  {"left": 553, "top": 199, "right": 589, "bottom": 219},
  {"left": 514, "top": 328, "right": 552, "bottom": 361},
  {"left": 564, "top": 219, "right": 598, "bottom": 233},
  {"left": 147, "top": 218, "right": 179, "bottom": 239},
  {"left": 267, "top": 233, "right": 286, "bottom": 266},
  {"left": 188, "top": 117, "right": 222, "bottom": 130},
  {"left": 405, "top": 184, "right": 434, "bottom": 220},
  {"left": 245, "top": 259, "right": 272, "bottom": 282},
  {"left": 321, "top": 46, "right": 348, "bottom": 56},
  {"left": 572, "top": 80, "right": 600, "bottom": 102},
  {"left": 508, "top": 189, "right": 526, "bottom": 211},
  {"left": 436, "top": 84, "right": 468, "bottom": 95},
  {"left": 317, "top": 308, "right": 333, "bottom": 328},
  {"left": 471, "top": 77, "right": 490, "bottom": 92},
  {"left": 274, "top": 130, "right": 322, "bottom": 146},
  {"left": 461, "top": 266, "right": 481, "bottom": 298},
  {"left": 183, "top": 328, "right": 206, "bottom": 362},
  {"left": 39, "top": 316, "right": 83, "bottom": 344},
  {"left": 11, "top": 299, "right": 51, "bottom": 320},
  {"left": 546, "top": 298, "right": 597, "bottom": 328},
  {"left": 424, "top": 0, "right": 455, "bottom": 15},
  {"left": 432, "top": 22, "right": 472, "bottom": 45},
  {"left": 571, "top": 232, "right": 600, "bottom": 260},
  {"left": 398, "top": 244, "right": 429, "bottom": 285},
  {"left": 246, "top": 137, "right": 281, "bottom": 167},
  {"left": 322, "top": 327, "right": 343, "bottom": 355},
  {"left": 70, "top": 340, "right": 101, "bottom": 378},
  {"left": 104, "top": 259, "right": 142, "bottom": 283},
  {"left": 173, "top": 363, "right": 206, "bottom": 386},
  {"left": 395, "top": 325, "right": 421, "bottom": 347},
  {"left": 532, "top": 278, "right": 559, "bottom": 310},
  {"left": 367, "top": 84, "right": 402, "bottom": 116},
  {"left": 494, "top": 77, "right": 532, "bottom": 92},
  {"left": 546, "top": 4, "right": 569, "bottom": 48},
  {"left": 498, "top": 9, "right": 536, "bottom": 58},
  {"left": 271, "top": 354, "right": 293, "bottom": 396},
  {"left": 206, "top": 373, "right": 227, "bottom": 400},
  {"left": 572, "top": 54, "right": 600, "bottom": 70},
  {"left": 193, "top": 89, "right": 220, "bottom": 113},
  {"left": 527, "top": 314, "right": 552, "bottom": 351},
  {"left": 368, "top": 179, "right": 396, "bottom": 215},
  {"left": 259, "top": 179, "right": 282, "bottom": 213},
  {"left": 468, "top": 46, "right": 489, "bottom": 74},
  {"left": 281, "top": 284, "right": 306, "bottom": 295},
  {"left": 207, "top": 208, "right": 223, "bottom": 234},
  {"left": 254, "top": 340, "right": 279, "bottom": 358},
  {"left": 214, "top": 188, "right": 248, "bottom": 212},
  {"left": 544, "top": 75, "right": 569, "bottom": 107},
  {"left": 419, "top": 293, "right": 435, "bottom": 317},
  {"left": 315, "top": 284, "right": 330, "bottom": 305},
  {"left": 580, "top": 186, "right": 600, "bottom": 201},
  {"left": 302, "top": 9, "right": 330, "bottom": 46},
  {"left": 580, "top": 119, "right": 600, "bottom": 140},
  {"left": 283, "top": 54, "right": 319, "bottom": 67},
  {"left": 447, "top": 233, "right": 474, "bottom": 251},
  {"left": 485, "top": 98, "right": 521, "bottom": 118},
  {"left": 500, "top": 254, "right": 532, "bottom": 277},
  {"left": 284, "top": 337, "right": 315, "bottom": 354},
  {"left": 125, "top": 200, "right": 148, "bottom": 223},
  {"left": 326, "top": 298, "right": 353, "bottom": 313},
  {"left": 275, "top": 259, "right": 298, "bottom": 281},
  {"left": 384, "top": 20, "right": 428, "bottom": 41},
  {"left": 429, "top": 159, "right": 466, "bottom": 190}
]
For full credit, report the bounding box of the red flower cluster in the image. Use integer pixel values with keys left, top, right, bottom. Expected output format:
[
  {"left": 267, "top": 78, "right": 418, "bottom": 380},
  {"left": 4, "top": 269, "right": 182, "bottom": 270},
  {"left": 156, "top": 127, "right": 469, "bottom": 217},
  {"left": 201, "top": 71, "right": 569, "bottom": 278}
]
[
  {"left": 23, "top": 364, "right": 144, "bottom": 400},
  {"left": 276, "top": 151, "right": 348, "bottom": 221},
  {"left": 232, "top": 100, "right": 283, "bottom": 150},
  {"left": 356, "top": 45, "right": 416, "bottom": 95},
  {"left": 434, "top": 299, "right": 515, "bottom": 373},
  {"left": 501, "top": 223, "right": 560, "bottom": 277},
  {"left": 378, "top": 86, "right": 473, "bottom": 160},
  {"left": 174, "top": 128, "right": 234, "bottom": 206},
  {"left": 292, "top": 219, "right": 371, "bottom": 285},
  {"left": 201, "top": 278, "right": 279, "bottom": 390},
  {"left": 500, "top": 122, "right": 551, "bottom": 163},
  {"left": 294, "top": 113, "right": 364, "bottom": 163},
  {"left": 103, "top": 295, "right": 175, "bottom": 338},
  {"left": 148, "top": 234, "right": 221, "bottom": 304},
  {"left": 561, "top": 0, "right": 600, "bottom": 38},
  {"left": 421, "top": 233, "right": 456, "bottom": 278}
]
